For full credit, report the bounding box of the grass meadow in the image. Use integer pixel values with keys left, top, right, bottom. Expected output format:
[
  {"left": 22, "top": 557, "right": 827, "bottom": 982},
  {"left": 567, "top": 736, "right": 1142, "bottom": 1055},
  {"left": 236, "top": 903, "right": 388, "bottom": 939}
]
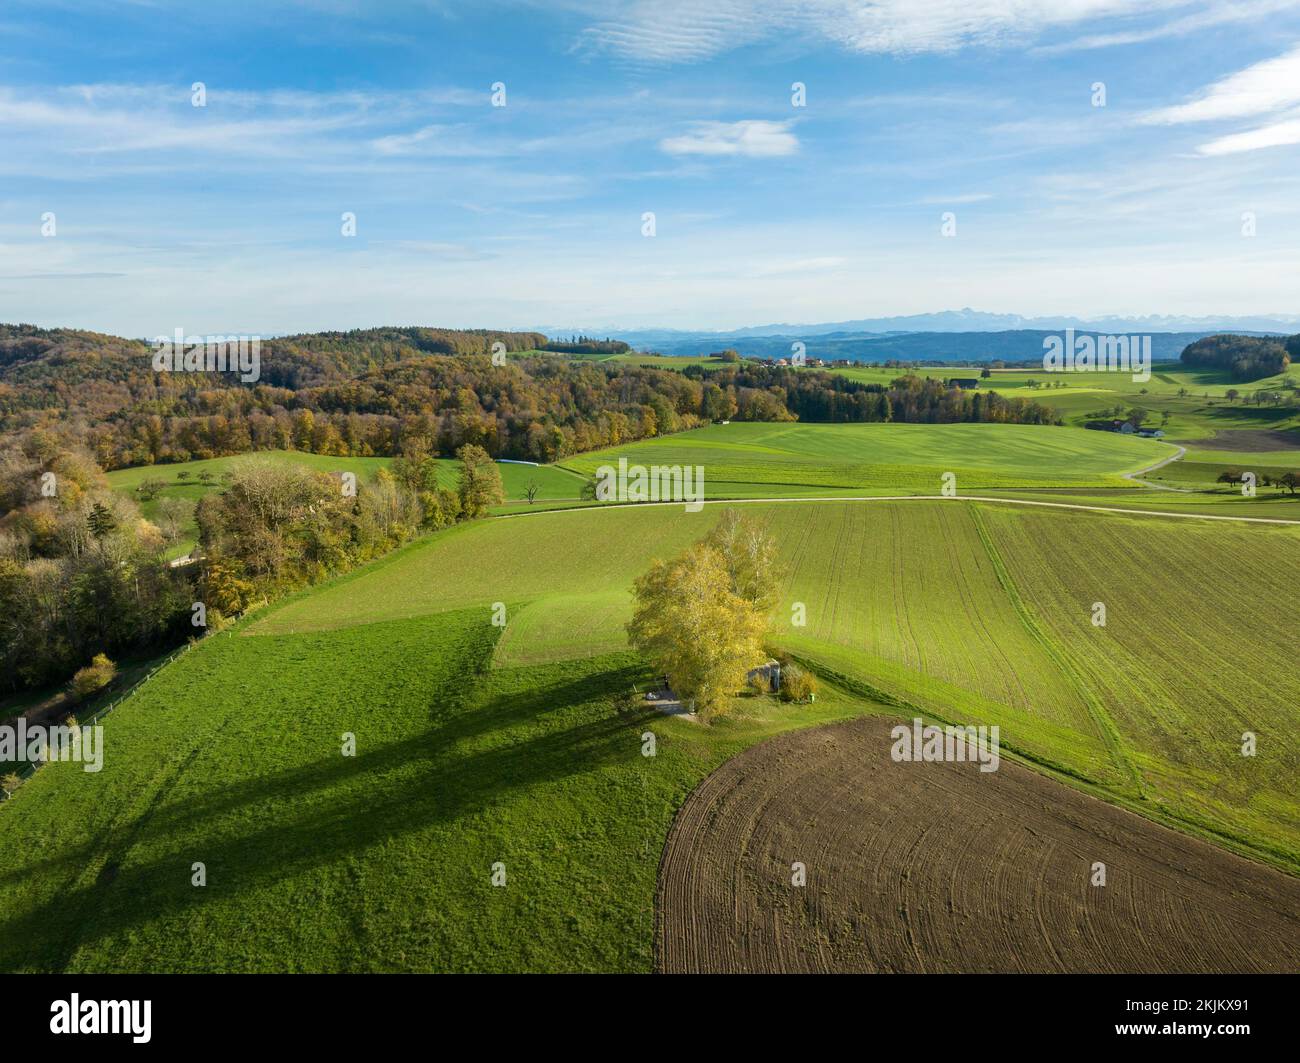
[
  {"left": 823, "top": 362, "right": 1300, "bottom": 466},
  {"left": 0, "top": 605, "right": 869, "bottom": 972},
  {"left": 559, "top": 421, "right": 1173, "bottom": 496},
  {"left": 248, "top": 498, "right": 1300, "bottom": 869},
  {"left": 4, "top": 417, "right": 1297, "bottom": 971}
]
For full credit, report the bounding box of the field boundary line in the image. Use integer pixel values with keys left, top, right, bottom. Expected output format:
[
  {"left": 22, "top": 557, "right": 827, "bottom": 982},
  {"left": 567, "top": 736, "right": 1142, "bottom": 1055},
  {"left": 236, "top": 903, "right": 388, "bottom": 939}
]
[{"left": 495, "top": 493, "right": 1300, "bottom": 525}]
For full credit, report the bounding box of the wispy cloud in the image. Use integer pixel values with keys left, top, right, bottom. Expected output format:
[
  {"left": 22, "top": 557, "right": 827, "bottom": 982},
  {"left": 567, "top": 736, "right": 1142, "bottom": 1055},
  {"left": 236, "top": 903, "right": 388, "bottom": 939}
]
[
  {"left": 917, "top": 192, "right": 993, "bottom": 205},
  {"left": 577, "top": 0, "right": 1203, "bottom": 62},
  {"left": 1141, "top": 44, "right": 1300, "bottom": 124},
  {"left": 660, "top": 119, "right": 798, "bottom": 157},
  {"left": 1034, "top": 0, "right": 1293, "bottom": 54},
  {"left": 576, "top": 1, "right": 779, "bottom": 64},
  {"left": 373, "top": 240, "right": 498, "bottom": 261},
  {"left": 1197, "top": 117, "right": 1300, "bottom": 155},
  {"left": 1136, "top": 43, "right": 1300, "bottom": 155},
  {"left": 371, "top": 123, "right": 510, "bottom": 158},
  {"left": 0, "top": 271, "right": 126, "bottom": 280},
  {"left": 0, "top": 84, "right": 410, "bottom": 163}
]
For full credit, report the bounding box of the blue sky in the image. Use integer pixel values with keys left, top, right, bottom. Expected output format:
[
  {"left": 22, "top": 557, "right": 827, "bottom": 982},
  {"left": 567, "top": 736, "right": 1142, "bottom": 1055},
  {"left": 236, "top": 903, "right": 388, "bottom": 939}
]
[{"left": 2, "top": 0, "right": 1299, "bottom": 335}]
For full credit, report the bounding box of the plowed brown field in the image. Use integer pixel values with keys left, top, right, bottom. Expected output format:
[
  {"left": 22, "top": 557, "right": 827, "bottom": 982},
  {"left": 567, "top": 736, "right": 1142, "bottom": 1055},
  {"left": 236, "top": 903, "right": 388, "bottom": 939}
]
[{"left": 657, "top": 717, "right": 1300, "bottom": 973}]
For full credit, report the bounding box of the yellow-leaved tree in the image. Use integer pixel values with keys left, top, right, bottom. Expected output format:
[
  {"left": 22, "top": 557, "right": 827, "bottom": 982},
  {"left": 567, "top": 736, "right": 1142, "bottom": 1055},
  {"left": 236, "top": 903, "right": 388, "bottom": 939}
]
[{"left": 626, "top": 512, "right": 781, "bottom": 718}]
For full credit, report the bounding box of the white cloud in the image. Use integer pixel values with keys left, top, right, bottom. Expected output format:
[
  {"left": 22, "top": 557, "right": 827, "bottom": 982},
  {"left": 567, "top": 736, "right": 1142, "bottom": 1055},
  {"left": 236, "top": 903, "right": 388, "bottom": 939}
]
[
  {"left": 1141, "top": 44, "right": 1300, "bottom": 124},
  {"left": 0, "top": 84, "right": 406, "bottom": 161},
  {"left": 577, "top": 0, "right": 1201, "bottom": 62},
  {"left": 1034, "top": 0, "right": 1293, "bottom": 53},
  {"left": 371, "top": 123, "right": 507, "bottom": 157},
  {"left": 577, "top": 1, "right": 778, "bottom": 63},
  {"left": 1197, "top": 116, "right": 1300, "bottom": 155},
  {"left": 917, "top": 192, "right": 993, "bottom": 204},
  {"left": 660, "top": 119, "right": 798, "bottom": 157}
]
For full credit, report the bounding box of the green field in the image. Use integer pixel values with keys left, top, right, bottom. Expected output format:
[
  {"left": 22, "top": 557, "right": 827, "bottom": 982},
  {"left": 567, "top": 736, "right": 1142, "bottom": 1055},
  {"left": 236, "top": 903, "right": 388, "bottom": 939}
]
[
  {"left": 5, "top": 420, "right": 1298, "bottom": 972},
  {"left": 547, "top": 348, "right": 1300, "bottom": 456},
  {"left": 3, "top": 496, "right": 1297, "bottom": 971},
  {"left": 0, "top": 602, "right": 869, "bottom": 972},
  {"left": 559, "top": 420, "right": 1174, "bottom": 496},
  {"left": 246, "top": 499, "right": 1299, "bottom": 863},
  {"left": 822, "top": 362, "right": 1300, "bottom": 450}
]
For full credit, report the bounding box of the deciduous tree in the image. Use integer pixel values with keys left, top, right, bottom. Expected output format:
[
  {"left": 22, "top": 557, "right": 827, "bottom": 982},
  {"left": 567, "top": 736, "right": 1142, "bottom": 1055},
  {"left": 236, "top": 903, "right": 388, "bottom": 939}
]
[{"left": 626, "top": 542, "right": 766, "bottom": 718}]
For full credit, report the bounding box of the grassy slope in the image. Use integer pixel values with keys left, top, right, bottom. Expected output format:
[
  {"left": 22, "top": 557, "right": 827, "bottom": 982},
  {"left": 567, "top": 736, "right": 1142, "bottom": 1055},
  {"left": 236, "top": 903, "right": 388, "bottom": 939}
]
[
  {"left": 4, "top": 422, "right": 1297, "bottom": 970},
  {"left": 253, "top": 498, "right": 1300, "bottom": 868},
  {"left": 558, "top": 421, "right": 1173, "bottom": 496},
  {"left": 107, "top": 450, "right": 585, "bottom": 502},
  {"left": 825, "top": 362, "right": 1300, "bottom": 449},
  {"left": 974, "top": 505, "right": 1300, "bottom": 860},
  {"left": 107, "top": 453, "right": 394, "bottom": 560},
  {"left": 0, "top": 607, "right": 871, "bottom": 972}
]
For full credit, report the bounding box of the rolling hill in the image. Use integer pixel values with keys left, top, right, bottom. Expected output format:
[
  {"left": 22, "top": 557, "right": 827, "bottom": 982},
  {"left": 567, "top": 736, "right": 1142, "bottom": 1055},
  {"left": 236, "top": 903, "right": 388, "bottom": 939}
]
[{"left": 2, "top": 482, "right": 1295, "bottom": 972}]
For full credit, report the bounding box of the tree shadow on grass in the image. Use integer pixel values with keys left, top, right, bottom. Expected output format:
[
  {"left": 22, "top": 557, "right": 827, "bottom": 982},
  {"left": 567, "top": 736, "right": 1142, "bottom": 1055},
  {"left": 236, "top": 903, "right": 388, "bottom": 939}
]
[{"left": 0, "top": 662, "right": 658, "bottom": 971}]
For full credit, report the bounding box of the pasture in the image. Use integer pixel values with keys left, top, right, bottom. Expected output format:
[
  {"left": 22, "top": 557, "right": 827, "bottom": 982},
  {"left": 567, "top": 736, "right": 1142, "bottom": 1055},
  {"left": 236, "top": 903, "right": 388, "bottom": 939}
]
[
  {"left": 558, "top": 421, "right": 1172, "bottom": 496},
  {"left": 0, "top": 607, "right": 868, "bottom": 972},
  {"left": 821, "top": 361, "right": 1300, "bottom": 450},
  {"left": 255, "top": 497, "right": 1300, "bottom": 868},
  {"left": 3, "top": 489, "right": 1297, "bottom": 971}
]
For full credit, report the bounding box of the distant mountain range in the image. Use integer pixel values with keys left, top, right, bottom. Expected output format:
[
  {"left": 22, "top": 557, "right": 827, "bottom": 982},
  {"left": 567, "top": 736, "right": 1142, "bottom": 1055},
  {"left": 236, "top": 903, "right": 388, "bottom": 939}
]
[
  {"left": 540, "top": 308, "right": 1300, "bottom": 341},
  {"left": 616, "top": 330, "right": 1228, "bottom": 365},
  {"left": 532, "top": 309, "right": 1298, "bottom": 364}
]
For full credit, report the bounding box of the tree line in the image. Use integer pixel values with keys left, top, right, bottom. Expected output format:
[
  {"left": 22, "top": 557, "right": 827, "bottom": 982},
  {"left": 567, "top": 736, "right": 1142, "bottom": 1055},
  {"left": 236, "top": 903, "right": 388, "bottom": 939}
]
[
  {"left": 540, "top": 337, "right": 631, "bottom": 354},
  {"left": 0, "top": 428, "right": 503, "bottom": 697},
  {"left": 1180, "top": 333, "right": 1296, "bottom": 382},
  {"left": 683, "top": 364, "right": 1061, "bottom": 425},
  {"left": 2, "top": 325, "right": 1062, "bottom": 476}
]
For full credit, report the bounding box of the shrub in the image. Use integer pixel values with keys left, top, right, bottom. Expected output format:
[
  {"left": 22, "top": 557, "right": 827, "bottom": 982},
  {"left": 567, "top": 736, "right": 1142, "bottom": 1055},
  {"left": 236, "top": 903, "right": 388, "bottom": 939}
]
[
  {"left": 69, "top": 653, "right": 116, "bottom": 702},
  {"left": 136, "top": 477, "right": 169, "bottom": 502},
  {"left": 779, "top": 663, "right": 818, "bottom": 703},
  {"left": 1, "top": 772, "right": 21, "bottom": 796}
]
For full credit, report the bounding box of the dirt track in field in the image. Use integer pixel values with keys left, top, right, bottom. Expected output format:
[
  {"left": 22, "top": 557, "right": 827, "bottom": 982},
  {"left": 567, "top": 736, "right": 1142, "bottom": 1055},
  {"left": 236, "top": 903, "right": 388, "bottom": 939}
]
[{"left": 656, "top": 717, "right": 1300, "bottom": 973}]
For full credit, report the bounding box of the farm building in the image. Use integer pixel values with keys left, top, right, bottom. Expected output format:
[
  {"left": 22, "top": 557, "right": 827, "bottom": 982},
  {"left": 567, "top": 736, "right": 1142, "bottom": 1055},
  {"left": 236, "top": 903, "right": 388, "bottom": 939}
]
[
  {"left": 1084, "top": 419, "right": 1163, "bottom": 437},
  {"left": 747, "top": 660, "right": 782, "bottom": 693},
  {"left": 947, "top": 378, "right": 980, "bottom": 389}
]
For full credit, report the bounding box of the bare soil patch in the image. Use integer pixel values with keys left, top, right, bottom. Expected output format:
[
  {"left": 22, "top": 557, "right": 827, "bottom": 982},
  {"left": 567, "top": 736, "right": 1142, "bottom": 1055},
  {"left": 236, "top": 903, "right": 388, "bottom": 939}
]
[
  {"left": 1187, "top": 429, "right": 1300, "bottom": 453},
  {"left": 656, "top": 717, "right": 1300, "bottom": 973}
]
